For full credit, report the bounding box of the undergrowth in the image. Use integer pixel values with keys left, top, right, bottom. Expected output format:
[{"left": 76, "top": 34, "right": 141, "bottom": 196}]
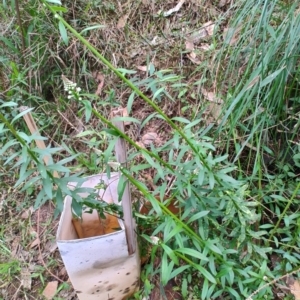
[{"left": 0, "top": 0, "right": 300, "bottom": 299}]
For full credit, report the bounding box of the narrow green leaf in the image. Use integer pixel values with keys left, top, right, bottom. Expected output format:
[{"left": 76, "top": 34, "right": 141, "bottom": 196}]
[
  {"left": 43, "top": 178, "right": 53, "bottom": 199},
  {"left": 194, "top": 264, "right": 216, "bottom": 284},
  {"left": 187, "top": 210, "right": 210, "bottom": 224},
  {"left": 11, "top": 107, "right": 34, "bottom": 124},
  {"left": 80, "top": 24, "right": 106, "bottom": 35},
  {"left": 127, "top": 92, "right": 135, "bottom": 115},
  {"left": 260, "top": 67, "right": 285, "bottom": 88},
  {"left": 170, "top": 265, "right": 190, "bottom": 280},
  {"left": 205, "top": 240, "right": 223, "bottom": 255},
  {"left": 58, "top": 20, "right": 69, "bottom": 45},
  {"left": 201, "top": 279, "right": 209, "bottom": 300},
  {"left": 161, "top": 243, "right": 179, "bottom": 265},
  {"left": 176, "top": 248, "right": 208, "bottom": 261},
  {"left": 50, "top": 5, "right": 67, "bottom": 12},
  {"left": 46, "top": 0, "right": 62, "bottom": 3}
]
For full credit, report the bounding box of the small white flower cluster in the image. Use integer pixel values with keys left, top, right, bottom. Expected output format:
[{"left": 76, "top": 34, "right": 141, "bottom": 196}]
[{"left": 61, "top": 75, "right": 82, "bottom": 100}]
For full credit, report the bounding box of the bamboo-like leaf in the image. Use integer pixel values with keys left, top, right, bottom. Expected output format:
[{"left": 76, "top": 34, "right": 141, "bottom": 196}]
[
  {"left": 58, "top": 20, "right": 69, "bottom": 45},
  {"left": 187, "top": 211, "right": 210, "bottom": 224}
]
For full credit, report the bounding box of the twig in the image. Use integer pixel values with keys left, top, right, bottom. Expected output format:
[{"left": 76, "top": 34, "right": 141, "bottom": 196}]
[{"left": 245, "top": 267, "right": 300, "bottom": 300}]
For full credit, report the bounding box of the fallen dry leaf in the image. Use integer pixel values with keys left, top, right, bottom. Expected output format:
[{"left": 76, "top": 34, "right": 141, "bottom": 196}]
[
  {"left": 43, "top": 281, "right": 58, "bottom": 300},
  {"left": 30, "top": 237, "right": 40, "bottom": 248},
  {"left": 201, "top": 88, "right": 223, "bottom": 104},
  {"left": 117, "top": 14, "right": 128, "bottom": 29},
  {"left": 21, "top": 206, "right": 34, "bottom": 219},
  {"left": 163, "top": 0, "right": 185, "bottom": 17},
  {"left": 95, "top": 73, "right": 104, "bottom": 96},
  {"left": 188, "top": 21, "right": 215, "bottom": 43},
  {"left": 199, "top": 43, "right": 211, "bottom": 51},
  {"left": 136, "top": 65, "right": 148, "bottom": 72},
  {"left": 289, "top": 278, "right": 300, "bottom": 300},
  {"left": 122, "top": 107, "right": 131, "bottom": 125},
  {"left": 219, "top": 0, "right": 231, "bottom": 7},
  {"left": 110, "top": 107, "right": 131, "bottom": 125},
  {"left": 185, "top": 40, "right": 194, "bottom": 51},
  {"left": 142, "top": 132, "right": 158, "bottom": 146},
  {"left": 187, "top": 52, "right": 201, "bottom": 65},
  {"left": 21, "top": 268, "right": 31, "bottom": 289}
]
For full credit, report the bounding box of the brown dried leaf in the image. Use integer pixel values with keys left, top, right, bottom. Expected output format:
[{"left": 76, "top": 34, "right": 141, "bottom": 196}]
[
  {"left": 219, "top": 0, "right": 231, "bottom": 7},
  {"left": 199, "top": 43, "right": 211, "bottom": 51},
  {"left": 142, "top": 132, "right": 158, "bottom": 146},
  {"left": 21, "top": 206, "right": 34, "bottom": 219},
  {"left": 122, "top": 107, "right": 131, "bottom": 125},
  {"left": 187, "top": 52, "right": 201, "bottom": 65},
  {"left": 136, "top": 65, "right": 148, "bottom": 72},
  {"left": 43, "top": 281, "right": 58, "bottom": 300},
  {"left": 21, "top": 268, "right": 31, "bottom": 289},
  {"left": 201, "top": 88, "right": 223, "bottom": 104},
  {"left": 30, "top": 237, "right": 40, "bottom": 249},
  {"left": 189, "top": 21, "right": 215, "bottom": 43},
  {"left": 185, "top": 40, "right": 194, "bottom": 51},
  {"left": 117, "top": 15, "right": 128, "bottom": 29},
  {"left": 95, "top": 73, "right": 104, "bottom": 96},
  {"left": 289, "top": 279, "right": 300, "bottom": 300}
]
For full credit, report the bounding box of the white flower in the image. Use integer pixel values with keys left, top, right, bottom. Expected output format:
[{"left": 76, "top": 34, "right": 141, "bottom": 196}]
[{"left": 150, "top": 236, "right": 160, "bottom": 245}]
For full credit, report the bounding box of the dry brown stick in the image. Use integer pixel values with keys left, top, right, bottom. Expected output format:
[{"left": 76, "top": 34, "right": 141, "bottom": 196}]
[{"left": 20, "top": 106, "right": 59, "bottom": 178}]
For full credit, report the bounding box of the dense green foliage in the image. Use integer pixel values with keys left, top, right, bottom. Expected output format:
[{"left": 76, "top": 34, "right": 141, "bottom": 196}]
[{"left": 0, "top": 0, "right": 300, "bottom": 299}]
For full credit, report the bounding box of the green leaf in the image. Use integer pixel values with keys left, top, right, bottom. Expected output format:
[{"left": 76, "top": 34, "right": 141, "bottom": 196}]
[
  {"left": 127, "top": 92, "right": 135, "bottom": 115},
  {"left": 181, "top": 278, "right": 188, "bottom": 298},
  {"left": 11, "top": 107, "right": 34, "bottom": 124},
  {"left": 194, "top": 264, "right": 216, "bottom": 284},
  {"left": 176, "top": 248, "right": 208, "bottom": 261},
  {"left": 101, "top": 128, "right": 120, "bottom": 137},
  {"left": 170, "top": 265, "right": 190, "bottom": 280},
  {"left": 260, "top": 67, "right": 285, "bottom": 88},
  {"left": 50, "top": 5, "right": 67, "bottom": 12},
  {"left": 0, "top": 140, "right": 19, "bottom": 156},
  {"left": 0, "top": 101, "right": 18, "bottom": 108},
  {"left": 225, "top": 287, "right": 241, "bottom": 299},
  {"left": 187, "top": 210, "right": 210, "bottom": 224},
  {"left": 153, "top": 87, "right": 165, "bottom": 100},
  {"left": 43, "top": 178, "right": 53, "bottom": 199},
  {"left": 58, "top": 20, "right": 68, "bottom": 45},
  {"left": 161, "top": 243, "right": 179, "bottom": 265},
  {"left": 14, "top": 170, "right": 34, "bottom": 187},
  {"left": 47, "top": 164, "right": 70, "bottom": 173},
  {"left": 80, "top": 24, "right": 106, "bottom": 35},
  {"left": 116, "top": 68, "right": 136, "bottom": 75},
  {"left": 161, "top": 253, "right": 174, "bottom": 285},
  {"left": 55, "top": 188, "right": 64, "bottom": 213},
  {"left": 0, "top": 37, "right": 19, "bottom": 54},
  {"left": 46, "top": 0, "right": 62, "bottom": 4},
  {"left": 201, "top": 279, "right": 209, "bottom": 300},
  {"left": 171, "top": 116, "right": 190, "bottom": 124},
  {"left": 205, "top": 240, "right": 223, "bottom": 255}
]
